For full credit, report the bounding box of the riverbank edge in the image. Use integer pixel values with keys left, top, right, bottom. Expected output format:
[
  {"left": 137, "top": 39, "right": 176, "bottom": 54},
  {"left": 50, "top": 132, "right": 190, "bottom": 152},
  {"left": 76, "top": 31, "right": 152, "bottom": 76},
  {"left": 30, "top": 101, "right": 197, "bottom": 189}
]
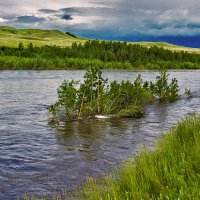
[
  {"left": 23, "top": 115, "right": 200, "bottom": 199},
  {"left": 0, "top": 57, "right": 200, "bottom": 70},
  {"left": 80, "top": 115, "right": 200, "bottom": 200}
]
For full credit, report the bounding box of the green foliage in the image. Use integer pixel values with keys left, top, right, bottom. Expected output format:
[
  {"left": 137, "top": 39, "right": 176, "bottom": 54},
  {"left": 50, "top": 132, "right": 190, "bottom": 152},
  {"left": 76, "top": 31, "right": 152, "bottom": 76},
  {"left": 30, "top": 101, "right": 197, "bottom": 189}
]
[
  {"left": 0, "top": 40, "right": 200, "bottom": 69},
  {"left": 118, "top": 105, "right": 145, "bottom": 118},
  {"left": 18, "top": 42, "right": 24, "bottom": 51},
  {"left": 49, "top": 68, "right": 181, "bottom": 123},
  {"left": 65, "top": 31, "right": 77, "bottom": 38},
  {"left": 151, "top": 71, "right": 180, "bottom": 102},
  {"left": 78, "top": 66, "right": 108, "bottom": 115},
  {"left": 49, "top": 67, "right": 109, "bottom": 121},
  {"left": 185, "top": 88, "right": 193, "bottom": 98},
  {"left": 108, "top": 75, "right": 153, "bottom": 114},
  {"left": 49, "top": 80, "right": 79, "bottom": 121},
  {"left": 81, "top": 115, "right": 200, "bottom": 200}
]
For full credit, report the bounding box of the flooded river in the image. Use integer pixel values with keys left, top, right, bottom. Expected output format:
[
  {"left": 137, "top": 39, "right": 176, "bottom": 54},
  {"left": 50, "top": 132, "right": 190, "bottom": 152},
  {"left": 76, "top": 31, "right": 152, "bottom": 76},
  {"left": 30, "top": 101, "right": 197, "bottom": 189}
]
[{"left": 0, "top": 70, "right": 200, "bottom": 199}]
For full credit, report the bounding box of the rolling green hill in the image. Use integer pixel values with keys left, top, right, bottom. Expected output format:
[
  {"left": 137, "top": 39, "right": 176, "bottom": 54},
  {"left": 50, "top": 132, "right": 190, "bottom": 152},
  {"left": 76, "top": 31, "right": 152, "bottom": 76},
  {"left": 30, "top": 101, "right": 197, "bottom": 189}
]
[
  {"left": 0, "top": 26, "right": 85, "bottom": 47},
  {"left": 0, "top": 26, "right": 200, "bottom": 53},
  {"left": 130, "top": 41, "right": 200, "bottom": 54}
]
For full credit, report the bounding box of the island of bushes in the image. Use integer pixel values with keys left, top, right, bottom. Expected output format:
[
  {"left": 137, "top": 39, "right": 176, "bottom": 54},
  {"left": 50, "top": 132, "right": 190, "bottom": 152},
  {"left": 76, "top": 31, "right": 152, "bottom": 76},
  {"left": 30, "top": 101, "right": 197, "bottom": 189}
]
[{"left": 49, "top": 67, "right": 180, "bottom": 123}]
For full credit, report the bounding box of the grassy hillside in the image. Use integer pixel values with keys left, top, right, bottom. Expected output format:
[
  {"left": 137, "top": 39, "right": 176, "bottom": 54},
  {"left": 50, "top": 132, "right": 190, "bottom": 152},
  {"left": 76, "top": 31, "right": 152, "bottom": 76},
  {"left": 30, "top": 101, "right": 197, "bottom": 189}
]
[
  {"left": 0, "top": 26, "right": 85, "bottom": 47},
  {"left": 0, "top": 26, "right": 200, "bottom": 53},
  {"left": 130, "top": 41, "right": 200, "bottom": 54}
]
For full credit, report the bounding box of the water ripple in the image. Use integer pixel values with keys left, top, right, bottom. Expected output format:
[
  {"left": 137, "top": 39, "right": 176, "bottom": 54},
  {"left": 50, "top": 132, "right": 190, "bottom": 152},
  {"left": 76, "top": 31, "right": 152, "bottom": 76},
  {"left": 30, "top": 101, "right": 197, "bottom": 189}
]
[{"left": 0, "top": 70, "right": 200, "bottom": 199}]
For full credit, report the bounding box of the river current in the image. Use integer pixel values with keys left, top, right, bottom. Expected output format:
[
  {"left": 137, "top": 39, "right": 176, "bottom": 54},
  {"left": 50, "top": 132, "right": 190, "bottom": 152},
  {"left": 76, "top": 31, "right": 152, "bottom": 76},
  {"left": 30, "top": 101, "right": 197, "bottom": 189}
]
[{"left": 0, "top": 70, "right": 200, "bottom": 199}]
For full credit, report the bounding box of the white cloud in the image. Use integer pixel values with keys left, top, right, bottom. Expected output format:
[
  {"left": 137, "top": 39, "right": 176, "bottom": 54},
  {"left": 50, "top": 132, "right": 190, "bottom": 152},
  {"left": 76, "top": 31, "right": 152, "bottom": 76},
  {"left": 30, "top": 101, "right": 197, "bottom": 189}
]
[
  {"left": 0, "top": 17, "right": 8, "bottom": 22},
  {"left": 0, "top": 0, "right": 200, "bottom": 38}
]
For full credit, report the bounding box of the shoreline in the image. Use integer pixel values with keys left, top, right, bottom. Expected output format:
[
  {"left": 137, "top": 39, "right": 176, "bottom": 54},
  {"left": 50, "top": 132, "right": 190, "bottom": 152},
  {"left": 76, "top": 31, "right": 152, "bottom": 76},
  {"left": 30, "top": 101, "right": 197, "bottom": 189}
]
[{"left": 81, "top": 115, "right": 200, "bottom": 199}]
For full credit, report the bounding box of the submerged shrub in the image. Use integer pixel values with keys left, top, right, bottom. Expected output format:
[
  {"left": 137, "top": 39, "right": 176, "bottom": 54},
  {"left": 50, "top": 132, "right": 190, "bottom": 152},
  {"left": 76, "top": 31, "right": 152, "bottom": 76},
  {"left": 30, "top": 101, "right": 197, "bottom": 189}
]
[
  {"left": 49, "top": 80, "right": 79, "bottom": 121},
  {"left": 185, "top": 88, "right": 192, "bottom": 98},
  {"left": 49, "top": 67, "right": 109, "bottom": 121},
  {"left": 151, "top": 70, "right": 180, "bottom": 102},
  {"left": 118, "top": 104, "right": 145, "bottom": 118},
  {"left": 49, "top": 68, "right": 181, "bottom": 123}
]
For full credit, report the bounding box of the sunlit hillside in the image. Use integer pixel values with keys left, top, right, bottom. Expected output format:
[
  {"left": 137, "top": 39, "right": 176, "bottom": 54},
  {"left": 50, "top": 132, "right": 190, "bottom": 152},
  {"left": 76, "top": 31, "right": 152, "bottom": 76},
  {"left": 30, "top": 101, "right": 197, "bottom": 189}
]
[
  {"left": 0, "top": 26, "right": 85, "bottom": 47},
  {"left": 0, "top": 26, "right": 200, "bottom": 53}
]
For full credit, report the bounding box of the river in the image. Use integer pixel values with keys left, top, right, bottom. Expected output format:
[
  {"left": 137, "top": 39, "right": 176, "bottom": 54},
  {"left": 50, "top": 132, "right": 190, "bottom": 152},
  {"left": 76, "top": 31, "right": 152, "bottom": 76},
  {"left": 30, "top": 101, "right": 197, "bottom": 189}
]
[{"left": 0, "top": 70, "right": 200, "bottom": 199}]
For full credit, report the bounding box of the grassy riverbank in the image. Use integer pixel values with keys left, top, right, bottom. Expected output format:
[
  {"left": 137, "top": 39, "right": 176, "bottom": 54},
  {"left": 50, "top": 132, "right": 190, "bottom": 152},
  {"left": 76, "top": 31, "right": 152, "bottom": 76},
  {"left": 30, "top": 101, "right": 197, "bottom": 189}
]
[{"left": 81, "top": 115, "right": 200, "bottom": 200}]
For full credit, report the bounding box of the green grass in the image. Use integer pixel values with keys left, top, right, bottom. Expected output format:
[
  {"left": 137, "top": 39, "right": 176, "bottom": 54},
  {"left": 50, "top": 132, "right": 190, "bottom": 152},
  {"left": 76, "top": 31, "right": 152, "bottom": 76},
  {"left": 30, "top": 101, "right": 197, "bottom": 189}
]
[
  {"left": 129, "top": 41, "right": 200, "bottom": 54},
  {"left": 0, "top": 26, "right": 200, "bottom": 53},
  {"left": 0, "top": 26, "right": 85, "bottom": 47},
  {"left": 81, "top": 115, "right": 200, "bottom": 199}
]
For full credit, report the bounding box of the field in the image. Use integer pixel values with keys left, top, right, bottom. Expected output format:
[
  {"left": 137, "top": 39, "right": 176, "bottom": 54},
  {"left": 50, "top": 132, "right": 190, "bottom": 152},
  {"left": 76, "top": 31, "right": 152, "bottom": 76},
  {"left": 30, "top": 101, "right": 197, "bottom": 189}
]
[
  {"left": 0, "top": 26, "right": 200, "bottom": 53},
  {"left": 0, "top": 26, "right": 85, "bottom": 47},
  {"left": 130, "top": 41, "right": 200, "bottom": 54}
]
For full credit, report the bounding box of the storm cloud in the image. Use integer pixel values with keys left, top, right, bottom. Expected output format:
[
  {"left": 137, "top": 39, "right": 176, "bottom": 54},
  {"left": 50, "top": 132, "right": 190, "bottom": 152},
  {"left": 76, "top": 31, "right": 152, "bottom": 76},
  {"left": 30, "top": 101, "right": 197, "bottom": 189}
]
[
  {"left": 0, "top": 0, "right": 200, "bottom": 45},
  {"left": 61, "top": 14, "right": 73, "bottom": 20},
  {"left": 16, "top": 16, "right": 45, "bottom": 23}
]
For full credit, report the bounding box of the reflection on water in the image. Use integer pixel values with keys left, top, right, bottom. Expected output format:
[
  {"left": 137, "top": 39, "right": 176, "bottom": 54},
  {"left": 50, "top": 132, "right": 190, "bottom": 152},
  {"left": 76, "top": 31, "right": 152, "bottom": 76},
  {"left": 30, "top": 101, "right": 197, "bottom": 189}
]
[
  {"left": 0, "top": 70, "right": 200, "bottom": 199},
  {"left": 56, "top": 118, "right": 141, "bottom": 162}
]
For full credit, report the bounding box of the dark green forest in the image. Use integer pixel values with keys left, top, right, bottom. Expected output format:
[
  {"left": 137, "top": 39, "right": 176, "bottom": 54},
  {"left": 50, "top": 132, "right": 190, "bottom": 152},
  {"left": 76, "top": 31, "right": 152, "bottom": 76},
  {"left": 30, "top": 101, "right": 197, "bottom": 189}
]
[{"left": 0, "top": 40, "right": 200, "bottom": 69}]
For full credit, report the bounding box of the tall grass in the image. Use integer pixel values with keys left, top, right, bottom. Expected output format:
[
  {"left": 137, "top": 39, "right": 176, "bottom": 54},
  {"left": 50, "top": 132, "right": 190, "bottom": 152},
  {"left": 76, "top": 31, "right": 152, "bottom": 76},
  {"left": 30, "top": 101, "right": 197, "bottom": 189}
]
[
  {"left": 0, "top": 56, "right": 133, "bottom": 70},
  {"left": 22, "top": 116, "right": 200, "bottom": 199},
  {"left": 82, "top": 115, "right": 200, "bottom": 199}
]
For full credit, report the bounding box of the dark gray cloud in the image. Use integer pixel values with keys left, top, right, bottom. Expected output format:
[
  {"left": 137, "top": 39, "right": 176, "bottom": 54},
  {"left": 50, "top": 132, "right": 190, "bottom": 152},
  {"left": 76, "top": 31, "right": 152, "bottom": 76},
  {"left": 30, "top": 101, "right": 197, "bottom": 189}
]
[
  {"left": 0, "top": 0, "right": 200, "bottom": 39},
  {"left": 145, "top": 23, "right": 167, "bottom": 30},
  {"left": 60, "top": 7, "right": 115, "bottom": 16},
  {"left": 16, "top": 16, "right": 45, "bottom": 23},
  {"left": 187, "top": 23, "right": 200, "bottom": 29},
  {"left": 61, "top": 14, "right": 73, "bottom": 20},
  {"left": 38, "top": 9, "right": 58, "bottom": 14},
  {"left": 59, "top": 7, "right": 82, "bottom": 14}
]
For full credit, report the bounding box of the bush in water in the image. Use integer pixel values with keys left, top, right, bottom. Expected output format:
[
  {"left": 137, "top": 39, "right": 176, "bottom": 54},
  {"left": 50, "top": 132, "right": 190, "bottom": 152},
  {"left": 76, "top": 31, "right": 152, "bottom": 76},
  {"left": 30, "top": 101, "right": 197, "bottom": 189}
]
[{"left": 49, "top": 68, "right": 181, "bottom": 123}]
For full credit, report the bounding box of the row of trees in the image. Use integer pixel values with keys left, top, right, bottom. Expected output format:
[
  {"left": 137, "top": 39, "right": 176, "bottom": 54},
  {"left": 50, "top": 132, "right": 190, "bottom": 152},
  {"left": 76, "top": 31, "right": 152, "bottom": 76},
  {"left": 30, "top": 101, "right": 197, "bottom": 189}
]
[{"left": 0, "top": 41, "right": 200, "bottom": 69}]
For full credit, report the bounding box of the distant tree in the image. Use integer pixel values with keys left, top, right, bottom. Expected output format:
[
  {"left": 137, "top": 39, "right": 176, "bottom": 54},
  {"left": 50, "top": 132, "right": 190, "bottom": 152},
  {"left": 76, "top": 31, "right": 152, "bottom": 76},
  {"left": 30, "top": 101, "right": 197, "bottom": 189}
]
[
  {"left": 65, "top": 32, "right": 77, "bottom": 38},
  {"left": 18, "top": 42, "right": 24, "bottom": 51},
  {"left": 26, "top": 43, "right": 34, "bottom": 57},
  {"left": 27, "top": 43, "right": 33, "bottom": 52}
]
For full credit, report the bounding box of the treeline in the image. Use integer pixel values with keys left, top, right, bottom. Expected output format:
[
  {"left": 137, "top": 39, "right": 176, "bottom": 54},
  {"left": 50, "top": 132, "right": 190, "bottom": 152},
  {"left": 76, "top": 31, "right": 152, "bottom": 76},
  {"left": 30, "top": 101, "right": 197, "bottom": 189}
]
[{"left": 0, "top": 40, "right": 200, "bottom": 69}]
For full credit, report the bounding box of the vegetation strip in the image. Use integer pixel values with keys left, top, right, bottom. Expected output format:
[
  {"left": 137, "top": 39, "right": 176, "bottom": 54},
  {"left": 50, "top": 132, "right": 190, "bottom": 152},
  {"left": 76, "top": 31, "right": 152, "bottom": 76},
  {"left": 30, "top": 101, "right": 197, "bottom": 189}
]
[
  {"left": 1, "top": 40, "right": 200, "bottom": 69},
  {"left": 81, "top": 115, "right": 200, "bottom": 199}
]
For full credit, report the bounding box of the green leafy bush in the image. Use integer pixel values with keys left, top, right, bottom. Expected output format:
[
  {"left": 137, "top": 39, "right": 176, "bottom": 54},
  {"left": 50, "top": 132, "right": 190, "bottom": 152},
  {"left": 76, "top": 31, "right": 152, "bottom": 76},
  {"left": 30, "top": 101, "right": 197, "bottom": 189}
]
[
  {"left": 48, "top": 80, "right": 79, "bottom": 122},
  {"left": 49, "top": 68, "right": 181, "bottom": 123},
  {"left": 118, "top": 105, "right": 145, "bottom": 118},
  {"left": 151, "top": 70, "right": 180, "bottom": 102}
]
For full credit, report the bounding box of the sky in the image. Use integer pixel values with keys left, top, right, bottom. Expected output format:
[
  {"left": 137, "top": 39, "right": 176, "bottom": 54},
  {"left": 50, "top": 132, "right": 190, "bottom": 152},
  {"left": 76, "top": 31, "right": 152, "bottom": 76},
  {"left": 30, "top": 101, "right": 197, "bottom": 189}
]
[{"left": 0, "top": 0, "right": 200, "bottom": 47}]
